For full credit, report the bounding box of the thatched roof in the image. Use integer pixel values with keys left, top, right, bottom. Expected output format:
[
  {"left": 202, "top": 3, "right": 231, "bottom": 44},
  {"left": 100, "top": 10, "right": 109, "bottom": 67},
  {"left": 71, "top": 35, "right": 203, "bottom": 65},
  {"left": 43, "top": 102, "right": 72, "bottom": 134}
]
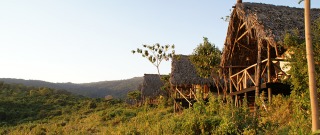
[
  {"left": 170, "top": 55, "right": 212, "bottom": 86},
  {"left": 141, "top": 74, "right": 164, "bottom": 98},
  {"left": 235, "top": 2, "right": 319, "bottom": 44},
  {"left": 220, "top": 2, "right": 320, "bottom": 73}
]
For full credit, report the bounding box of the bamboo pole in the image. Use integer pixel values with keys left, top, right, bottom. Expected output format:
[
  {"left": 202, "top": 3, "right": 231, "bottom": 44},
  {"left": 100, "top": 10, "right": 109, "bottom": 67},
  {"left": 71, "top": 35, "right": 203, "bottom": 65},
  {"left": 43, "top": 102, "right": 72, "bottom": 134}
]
[{"left": 304, "top": 0, "right": 320, "bottom": 132}]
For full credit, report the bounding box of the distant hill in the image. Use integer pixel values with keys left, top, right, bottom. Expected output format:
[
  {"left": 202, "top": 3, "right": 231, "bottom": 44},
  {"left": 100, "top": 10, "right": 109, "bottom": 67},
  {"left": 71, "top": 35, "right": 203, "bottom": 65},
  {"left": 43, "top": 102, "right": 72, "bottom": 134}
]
[
  {"left": 82, "top": 77, "right": 143, "bottom": 98},
  {"left": 0, "top": 77, "right": 143, "bottom": 98}
]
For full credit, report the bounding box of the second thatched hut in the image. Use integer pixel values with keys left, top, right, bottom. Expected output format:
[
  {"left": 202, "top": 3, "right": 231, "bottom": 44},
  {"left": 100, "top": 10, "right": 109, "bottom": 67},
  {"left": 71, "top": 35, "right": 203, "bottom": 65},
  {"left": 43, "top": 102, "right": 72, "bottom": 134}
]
[{"left": 170, "top": 55, "right": 218, "bottom": 111}]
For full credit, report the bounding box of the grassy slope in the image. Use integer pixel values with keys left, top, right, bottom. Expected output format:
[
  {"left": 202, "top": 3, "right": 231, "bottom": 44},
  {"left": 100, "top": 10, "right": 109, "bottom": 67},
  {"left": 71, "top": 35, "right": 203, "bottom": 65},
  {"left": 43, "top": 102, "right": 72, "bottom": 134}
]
[{"left": 0, "top": 83, "right": 312, "bottom": 134}]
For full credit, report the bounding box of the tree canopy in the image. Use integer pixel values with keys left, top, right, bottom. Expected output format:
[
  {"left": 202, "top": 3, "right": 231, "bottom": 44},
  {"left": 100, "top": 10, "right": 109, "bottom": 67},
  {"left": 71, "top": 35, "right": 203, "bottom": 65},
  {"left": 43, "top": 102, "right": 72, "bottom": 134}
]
[{"left": 190, "top": 37, "right": 221, "bottom": 78}]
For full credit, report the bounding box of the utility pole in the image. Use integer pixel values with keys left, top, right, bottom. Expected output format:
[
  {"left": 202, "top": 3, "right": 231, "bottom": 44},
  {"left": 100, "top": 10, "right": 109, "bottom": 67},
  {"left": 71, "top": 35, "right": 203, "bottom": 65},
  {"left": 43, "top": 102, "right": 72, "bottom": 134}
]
[{"left": 304, "top": 0, "right": 320, "bottom": 132}]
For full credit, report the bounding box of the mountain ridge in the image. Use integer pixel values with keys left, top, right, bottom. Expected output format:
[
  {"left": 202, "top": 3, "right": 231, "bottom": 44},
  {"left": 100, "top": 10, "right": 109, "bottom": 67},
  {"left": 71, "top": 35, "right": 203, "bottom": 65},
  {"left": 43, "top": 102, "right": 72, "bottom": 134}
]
[{"left": 0, "top": 77, "right": 143, "bottom": 98}]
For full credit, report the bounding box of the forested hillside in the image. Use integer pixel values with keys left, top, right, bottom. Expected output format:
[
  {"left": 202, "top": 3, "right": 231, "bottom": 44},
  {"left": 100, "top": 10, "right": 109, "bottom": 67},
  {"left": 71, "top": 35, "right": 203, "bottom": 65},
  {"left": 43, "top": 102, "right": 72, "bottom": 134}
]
[
  {"left": 0, "top": 77, "right": 143, "bottom": 98},
  {"left": 0, "top": 82, "right": 87, "bottom": 126}
]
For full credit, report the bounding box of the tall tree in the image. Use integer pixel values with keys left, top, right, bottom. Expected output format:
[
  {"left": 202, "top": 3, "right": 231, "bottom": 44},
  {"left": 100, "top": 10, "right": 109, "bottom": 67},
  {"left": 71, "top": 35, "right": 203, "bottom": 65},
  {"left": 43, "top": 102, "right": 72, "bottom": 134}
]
[
  {"left": 132, "top": 44, "right": 175, "bottom": 76},
  {"left": 190, "top": 37, "right": 222, "bottom": 93},
  {"left": 304, "top": 0, "right": 320, "bottom": 132}
]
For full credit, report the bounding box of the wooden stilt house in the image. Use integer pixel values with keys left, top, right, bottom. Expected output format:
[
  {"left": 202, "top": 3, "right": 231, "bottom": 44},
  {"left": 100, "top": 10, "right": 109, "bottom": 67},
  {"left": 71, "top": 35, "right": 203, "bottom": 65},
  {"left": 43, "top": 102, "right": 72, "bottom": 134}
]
[
  {"left": 170, "top": 55, "right": 217, "bottom": 112},
  {"left": 220, "top": 1, "right": 320, "bottom": 108}
]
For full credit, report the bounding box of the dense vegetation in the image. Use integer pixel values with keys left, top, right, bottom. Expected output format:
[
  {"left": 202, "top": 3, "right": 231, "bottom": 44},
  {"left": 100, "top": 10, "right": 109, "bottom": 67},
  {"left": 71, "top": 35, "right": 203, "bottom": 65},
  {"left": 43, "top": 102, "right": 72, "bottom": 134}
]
[{"left": 0, "top": 81, "right": 313, "bottom": 134}]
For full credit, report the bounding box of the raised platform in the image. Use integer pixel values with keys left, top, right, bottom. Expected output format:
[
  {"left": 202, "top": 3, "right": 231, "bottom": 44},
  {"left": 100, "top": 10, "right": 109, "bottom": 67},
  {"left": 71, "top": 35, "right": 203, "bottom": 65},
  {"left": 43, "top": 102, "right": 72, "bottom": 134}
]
[{"left": 229, "top": 82, "right": 291, "bottom": 96}]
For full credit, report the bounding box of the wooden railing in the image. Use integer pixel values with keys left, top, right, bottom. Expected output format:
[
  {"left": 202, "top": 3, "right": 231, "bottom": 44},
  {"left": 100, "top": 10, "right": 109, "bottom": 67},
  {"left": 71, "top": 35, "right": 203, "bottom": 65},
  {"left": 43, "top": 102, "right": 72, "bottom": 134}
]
[{"left": 229, "top": 58, "right": 289, "bottom": 93}]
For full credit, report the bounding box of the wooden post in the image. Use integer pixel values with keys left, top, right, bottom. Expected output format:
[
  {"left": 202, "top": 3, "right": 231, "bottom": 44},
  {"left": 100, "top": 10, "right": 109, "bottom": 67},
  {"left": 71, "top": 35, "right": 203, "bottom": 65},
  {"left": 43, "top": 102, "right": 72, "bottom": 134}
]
[
  {"left": 254, "top": 39, "right": 262, "bottom": 116},
  {"left": 174, "top": 100, "right": 176, "bottom": 114},
  {"left": 304, "top": 0, "right": 320, "bottom": 132},
  {"left": 244, "top": 92, "right": 247, "bottom": 102},
  {"left": 202, "top": 85, "right": 204, "bottom": 99},
  {"left": 229, "top": 67, "right": 233, "bottom": 103},
  {"left": 235, "top": 95, "right": 238, "bottom": 106},
  {"left": 229, "top": 67, "right": 233, "bottom": 93},
  {"left": 215, "top": 78, "right": 220, "bottom": 96},
  {"left": 175, "top": 86, "right": 178, "bottom": 98},
  {"left": 244, "top": 72, "right": 247, "bottom": 89},
  {"left": 267, "top": 43, "right": 272, "bottom": 103},
  {"left": 224, "top": 76, "right": 228, "bottom": 99},
  {"left": 174, "top": 85, "right": 177, "bottom": 113},
  {"left": 236, "top": 74, "right": 239, "bottom": 91}
]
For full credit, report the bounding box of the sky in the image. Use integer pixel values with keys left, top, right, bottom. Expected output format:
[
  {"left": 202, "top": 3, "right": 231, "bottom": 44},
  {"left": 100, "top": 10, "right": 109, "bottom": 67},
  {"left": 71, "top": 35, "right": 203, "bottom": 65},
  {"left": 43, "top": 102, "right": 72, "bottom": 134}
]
[{"left": 0, "top": 0, "right": 320, "bottom": 83}]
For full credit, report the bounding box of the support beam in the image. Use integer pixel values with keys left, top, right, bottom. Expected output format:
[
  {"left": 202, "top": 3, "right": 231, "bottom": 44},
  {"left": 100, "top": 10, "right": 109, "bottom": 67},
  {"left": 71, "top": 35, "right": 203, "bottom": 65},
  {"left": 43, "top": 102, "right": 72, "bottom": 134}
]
[
  {"left": 175, "top": 88, "right": 192, "bottom": 106},
  {"left": 254, "top": 39, "right": 262, "bottom": 116},
  {"left": 224, "top": 76, "right": 228, "bottom": 99},
  {"left": 230, "top": 21, "right": 243, "bottom": 60},
  {"left": 229, "top": 67, "right": 233, "bottom": 103},
  {"left": 275, "top": 44, "right": 279, "bottom": 57},
  {"left": 229, "top": 67, "right": 233, "bottom": 93},
  {"left": 220, "top": 66, "right": 248, "bottom": 68},
  {"left": 235, "top": 29, "right": 250, "bottom": 43},
  {"left": 239, "top": 22, "right": 246, "bottom": 31},
  {"left": 235, "top": 95, "right": 238, "bottom": 106},
  {"left": 214, "top": 78, "right": 220, "bottom": 96},
  {"left": 267, "top": 43, "right": 272, "bottom": 103},
  {"left": 190, "top": 89, "right": 199, "bottom": 102},
  {"left": 236, "top": 42, "right": 253, "bottom": 52},
  {"left": 174, "top": 100, "right": 176, "bottom": 114},
  {"left": 244, "top": 92, "right": 247, "bottom": 102},
  {"left": 235, "top": 24, "right": 255, "bottom": 44}
]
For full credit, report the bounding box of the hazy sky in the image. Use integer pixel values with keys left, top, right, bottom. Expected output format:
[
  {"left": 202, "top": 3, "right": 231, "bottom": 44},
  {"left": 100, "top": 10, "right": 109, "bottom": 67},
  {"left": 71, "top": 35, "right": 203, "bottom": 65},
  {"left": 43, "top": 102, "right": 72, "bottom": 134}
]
[{"left": 0, "top": 1, "right": 319, "bottom": 83}]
